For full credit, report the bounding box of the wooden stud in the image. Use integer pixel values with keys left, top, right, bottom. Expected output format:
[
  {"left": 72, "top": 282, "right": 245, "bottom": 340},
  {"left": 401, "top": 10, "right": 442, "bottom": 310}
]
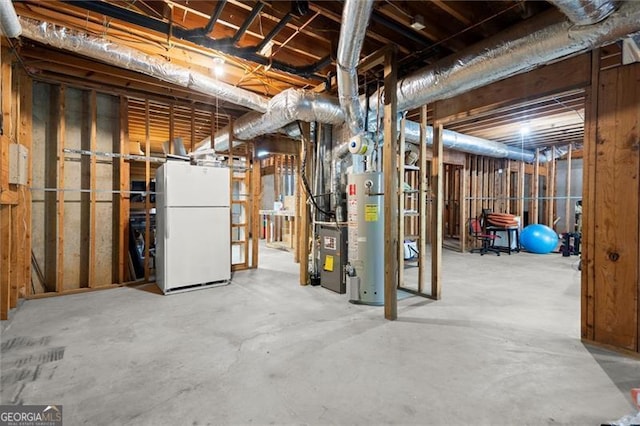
[
  {"left": 190, "top": 105, "right": 196, "bottom": 153},
  {"left": 169, "top": 104, "right": 174, "bottom": 154},
  {"left": 431, "top": 123, "right": 443, "bottom": 300},
  {"left": 398, "top": 115, "right": 406, "bottom": 288},
  {"left": 55, "top": 86, "right": 66, "bottom": 292},
  {"left": 383, "top": 46, "right": 398, "bottom": 320},
  {"left": 518, "top": 161, "right": 525, "bottom": 221},
  {"left": 115, "top": 96, "right": 130, "bottom": 283},
  {"left": 251, "top": 148, "right": 261, "bottom": 269},
  {"left": 298, "top": 123, "right": 311, "bottom": 285},
  {"left": 19, "top": 72, "right": 33, "bottom": 295},
  {"left": 0, "top": 206, "right": 10, "bottom": 319},
  {"left": 505, "top": 160, "right": 511, "bottom": 214},
  {"left": 88, "top": 91, "right": 97, "bottom": 287},
  {"left": 418, "top": 105, "right": 428, "bottom": 293},
  {"left": 547, "top": 147, "right": 556, "bottom": 227},
  {"left": 582, "top": 50, "right": 599, "bottom": 342},
  {"left": 144, "top": 99, "right": 151, "bottom": 282},
  {"left": 532, "top": 149, "right": 540, "bottom": 224},
  {"left": 44, "top": 86, "right": 59, "bottom": 293},
  {"left": 565, "top": 145, "right": 572, "bottom": 233},
  {"left": 459, "top": 155, "right": 468, "bottom": 253}
]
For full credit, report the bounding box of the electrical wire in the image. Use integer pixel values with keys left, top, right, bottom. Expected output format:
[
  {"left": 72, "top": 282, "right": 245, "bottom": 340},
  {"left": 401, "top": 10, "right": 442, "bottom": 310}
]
[{"left": 296, "top": 121, "right": 335, "bottom": 219}]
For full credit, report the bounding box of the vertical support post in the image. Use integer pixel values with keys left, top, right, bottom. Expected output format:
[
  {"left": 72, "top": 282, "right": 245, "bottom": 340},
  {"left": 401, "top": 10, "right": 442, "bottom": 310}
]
[
  {"left": 115, "top": 96, "right": 130, "bottom": 283},
  {"left": 19, "top": 72, "right": 33, "bottom": 295},
  {"left": 565, "top": 144, "right": 573, "bottom": 233},
  {"left": 517, "top": 161, "right": 525, "bottom": 220},
  {"left": 398, "top": 115, "right": 406, "bottom": 288},
  {"left": 0, "top": 207, "right": 10, "bottom": 319},
  {"left": 56, "top": 86, "right": 66, "bottom": 292},
  {"left": 251, "top": 148, "right": 261, "bottom": 269},
  {"left": 44, "top": 86, "right": 59, "bottom": 292},
  {"left": 431, "top": 123, "right": 443, "bottom": 300},
  {"left": 418, "top": 105, "right": 428, "bottom": 293},
  {"left": 383, "top": 46, "right": 398, "bottom": 320},
  {"left": 88, "top": 91, "right": 97, "bottom": 287},
  {"left": 459, "top": 155, "right": 468, "bottom": 253},
  {"left": 298, "top": 122, "right": 311, "bottom": 285},
  {"left": 144, "top": 99, "right": 151, "bottom": 282},
  {"left": 169, "top": 104, "right": 174, "bottom": 155},
  {"left": 505, "top": 160, "right": 511, "bottom": 214},
  {"left": 190, "top": 106, "right": 196, "bottom": 153},
  {"left": 547, "top": 146, "right": 556, "bottom": 227},
  {"left": 582, "top": 50, "right": 600, "bottom": 341},
  {"left": 532, "top": 148, "right": 540, "bottom": 224}
]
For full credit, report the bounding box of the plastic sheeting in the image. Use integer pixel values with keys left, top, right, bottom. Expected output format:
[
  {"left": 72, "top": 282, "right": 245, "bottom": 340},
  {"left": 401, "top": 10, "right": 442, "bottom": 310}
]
[{"left": 19, "top": 18, "right": 269, "bottom": 113}]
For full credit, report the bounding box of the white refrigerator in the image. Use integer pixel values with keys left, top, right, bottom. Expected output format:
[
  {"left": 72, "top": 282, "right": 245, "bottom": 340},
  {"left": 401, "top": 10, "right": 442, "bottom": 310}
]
[{"left": 156, "top": 162, "right": 230, "bottom": 294}]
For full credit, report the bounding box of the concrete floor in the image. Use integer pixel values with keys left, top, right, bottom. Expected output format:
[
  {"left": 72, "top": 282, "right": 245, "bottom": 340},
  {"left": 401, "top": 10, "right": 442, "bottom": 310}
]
[{"left": 2, "top": 246, "right": 639, "bottom": 425}]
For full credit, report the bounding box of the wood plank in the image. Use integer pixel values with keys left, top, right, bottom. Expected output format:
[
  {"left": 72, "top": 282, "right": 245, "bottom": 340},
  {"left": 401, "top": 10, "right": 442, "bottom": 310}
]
[
  {"left": 44, "top": 87, "right": 59, "bottom": 293},
  {"left": 505, "top": 160, "right": 511, "bottom": 214},
  {"left": 547, "top": 147, "right": 556, "bottom": 227},
  {"left": 251, "top": 148, "right": 261, "bottom": 269},
  {"left": 144, "top": 99, "right": 151, "bottom": 282},
  {"left": 565, "top": 145, "right": 572, "bottom": 233},
  {"left": 431, "top": 123, "right": 443, "bottom": 300},
  {"left": 435, "top": 53, "right": 591, "bottom": 123},
  {"left": 593, "top": 64, "right": 640, "bottom": 351},
  {"left": 518, "top": 162, "right": 525, "bottom": 220},
  {"left": 9, "top": 203, "right": 18, "bottom": 307},
  {"left": 459, "top": 155, "right": 468, "bottom": 253},
  {"left": 88, "top": 90, "right": 97, "bottom": 288},
  {"left": 56, "top": 86, "right": 66, "bottom": 292},
  {"left": 418, "top": 106, "right": 428, "bottom": 292},
  {"left": 19, "top": 72, "right": 33, "bottom": 296},
  {"left": 0, "top": 206, "right": 10, "bottom": 319},
  {"left": 115, "top": 96, "right": 130, "bottom": 283},
  {"left": 298, "top": 123, "right": 310, "bottom": 285},
  {"left": 532, "top": 149, "right": 539, "bottom": 224},
  {"left": 383, "top": 46, "right": 398, "bottom": 320},
  {"left": 0, "top": 48, "right": 11, "bottom": 191},
  {"left": 398, "top": 115, "right": 406, "bottom": 288}
]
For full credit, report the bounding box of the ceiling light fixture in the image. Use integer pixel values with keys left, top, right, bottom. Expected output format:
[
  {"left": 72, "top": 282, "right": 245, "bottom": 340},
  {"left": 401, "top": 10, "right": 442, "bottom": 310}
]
[
  {"left": 213, "top": 57, "right": 225, "bottom": 77},
  {"left": 520, "top": 124, "right": 530, "bottom": 136},
  {"left": 410, "top": 15, "right": 426, "bottom": 31}
]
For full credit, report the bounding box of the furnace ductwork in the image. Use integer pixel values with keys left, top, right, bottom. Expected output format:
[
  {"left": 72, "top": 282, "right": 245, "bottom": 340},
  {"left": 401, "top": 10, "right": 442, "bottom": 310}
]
[
  {"left": 336, "top": 0, "right": 374, "bottom": 137},
  {"left": 364, "top": 1, "right": 640, "bottom": 118},
  {"left": 548, "top": 0, "right": 619, "bottom": 25},
  {"left": 18, "top": 18, "right": 269, "bottom": 113},
  {"left": 0, "top": 0, "right": 21, "bottom": 38}
]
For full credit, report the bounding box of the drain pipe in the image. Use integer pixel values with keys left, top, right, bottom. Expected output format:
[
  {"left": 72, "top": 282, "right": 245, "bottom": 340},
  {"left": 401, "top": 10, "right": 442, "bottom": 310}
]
[
  {"left": 0, "top": 0, "right": 21, "bottom": 37},
  {"left": 548, "top": 0, "right": 619, "bottom": 25}
]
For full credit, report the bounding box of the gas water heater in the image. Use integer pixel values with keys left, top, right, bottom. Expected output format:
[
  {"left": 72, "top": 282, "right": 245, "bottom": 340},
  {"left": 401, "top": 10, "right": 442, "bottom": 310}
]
[{"left": 346, "top": 172, "right": 384, "bottom": 305}]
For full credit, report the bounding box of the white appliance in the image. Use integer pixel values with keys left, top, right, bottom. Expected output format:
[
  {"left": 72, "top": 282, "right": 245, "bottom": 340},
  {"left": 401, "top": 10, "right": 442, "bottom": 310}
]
[{"left": 156, "top": 161, "right": 230, "bottom": 294}]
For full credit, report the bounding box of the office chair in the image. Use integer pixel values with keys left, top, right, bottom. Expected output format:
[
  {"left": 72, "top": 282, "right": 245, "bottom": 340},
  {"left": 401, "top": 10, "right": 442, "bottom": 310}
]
[{"left": 469, "top": 217, "right": 501, "bottom": 256}]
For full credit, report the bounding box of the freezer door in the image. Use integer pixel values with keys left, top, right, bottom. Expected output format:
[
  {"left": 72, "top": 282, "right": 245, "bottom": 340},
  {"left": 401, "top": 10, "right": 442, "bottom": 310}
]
[
  {"left": 162, "top": 162, "right": 229, "bottom": 207},
  {"left": 162, "top": 206, "right": 230, "bottom": 291}
]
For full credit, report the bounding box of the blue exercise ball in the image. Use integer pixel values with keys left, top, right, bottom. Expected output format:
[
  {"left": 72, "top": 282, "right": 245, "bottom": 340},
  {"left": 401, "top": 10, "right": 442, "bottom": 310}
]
[{"left": 520, "top": 224, "right": 559, "bottom": 254}]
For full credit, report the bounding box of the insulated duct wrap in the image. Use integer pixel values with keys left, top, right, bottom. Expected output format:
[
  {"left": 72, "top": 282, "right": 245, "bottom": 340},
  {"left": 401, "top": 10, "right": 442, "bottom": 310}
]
[
  {"left": 211, "top": 89, "right": 344, "bottom": 150},
  {"left": 548, "top": 0, "right": 619, "bottom": 25},
  {"left": 403, "top": 121, "right": 537, "bottom": 163},
  {"left": 19, "top": 18, "right": 269, "bottom": 113},
  {"left": 337, "top": 0, "right": 374, "bottom": 136},
  {"left": 365, "top": 1, "right": 640, "bottom": 116},
  {"left": 0, "top": 0, "right": 21, "bottom": 37}
]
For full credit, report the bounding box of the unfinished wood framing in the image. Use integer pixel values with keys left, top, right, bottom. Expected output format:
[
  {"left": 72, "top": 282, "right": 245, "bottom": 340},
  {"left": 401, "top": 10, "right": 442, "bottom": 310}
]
[
  {"left": 298, "top": 123, "right": 311, "bottom": 285},
  {"left": 431, "top": 123, "right": 443, "bottom": 300},
  {"left": 56, "top": 86, "right": 66, "bottom": 292},
  {"left": 564, "top": 145, "right": 573, "bottom": 234},
  {"left": 418, "top": 106, "right": 428, "bottom": 293},
  {"left": 144, "top": 99, "right": 151, "bottom": 282},
  {"left": 383, "top": 46, "right": 398, "bottom": 321}
]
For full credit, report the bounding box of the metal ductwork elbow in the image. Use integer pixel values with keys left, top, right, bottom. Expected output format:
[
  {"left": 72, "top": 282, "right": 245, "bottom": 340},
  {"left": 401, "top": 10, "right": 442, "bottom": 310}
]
[
  {"left": 0, "top": 0, "right": 21, "bottom": 38},
  {"left": 548, "top": 0, "right": 619, "bottom": 25},
  {"left": 336, "top": 0, "right": 374, "bottom": 137}
]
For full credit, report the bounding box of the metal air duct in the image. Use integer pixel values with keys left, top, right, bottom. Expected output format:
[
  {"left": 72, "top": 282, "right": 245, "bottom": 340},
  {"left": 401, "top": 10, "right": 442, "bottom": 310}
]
[
  {"left": 364, "top": 1, "right": 640, "bottom": 118},
  {"left": 336, "top": 0, "right": 374, "bottom": 136},
  {"left": 18, "top": 18, "right": 269, "bottom": 113},
  {"left": 548, "top": 0, "right": 619, "bottom": 25},
  {"left": 0, "top": 0, "right": 21, "bottom": 37}
]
